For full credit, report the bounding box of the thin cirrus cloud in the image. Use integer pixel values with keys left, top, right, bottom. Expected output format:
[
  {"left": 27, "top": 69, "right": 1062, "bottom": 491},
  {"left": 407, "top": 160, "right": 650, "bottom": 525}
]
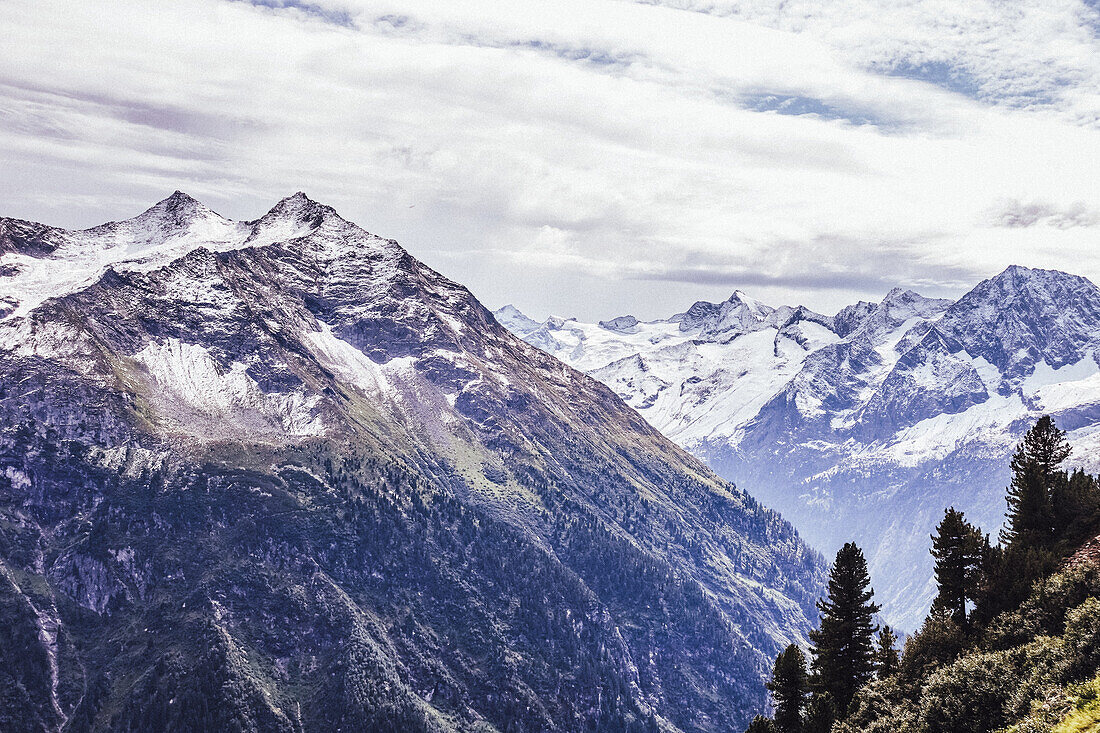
[{"left": 0, "top": 0, "right": 1099, "bottom": 319}]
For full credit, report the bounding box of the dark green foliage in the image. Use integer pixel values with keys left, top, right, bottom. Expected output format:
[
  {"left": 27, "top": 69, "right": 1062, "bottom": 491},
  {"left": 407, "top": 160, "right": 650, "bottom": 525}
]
[
  {"left": 983, "top": 562, "right": 1100, "bottom": 651},
  {"left": 1001, "top": 415, "right": 1070, "bottom": 550},
  {"left": 977, "top": 417, "right": 1100, "bottom": 623},
  {"left": 823, "top": 540, "right": 1100, "bottom": 731},
  {"left": 973, "top": 542, "right": 1059, "bottom": 627},
  {"left": 110, "top": 631, "right": 299, "bottom": 733},
  {"left": 808, "top": 542, "right": 880, "bottom": 714},
  {"left": 874, "top": 626, "right": 899, "bottom": 679},
  {"left": 801, "top": 693, "right": 834, "bottom": 733},
  {"left": 1054, "top": 469, "right": 1100, "bottom": 551},
  {"left": 899, "top": 606, "right": 966, "bottom": 679},
  {"left": 745, "top": 715, "right": 777, "bottom": 733},
  {"left": 808, "top": 418, "right": 1100, "bottom": 733},
  {"left": 1062, "top": 596, "right": 1100, "bottom": 682},
  {"left": 0, "top": 574, "right": 60, "bottom": 733},
  {"left": 916, "top": 648, "right": 1020, "bottom": 733},
  {"left": 929, "top": 508, "right": 986, "bottom": 628},
  {"left": 766, "top": 644, "right": 809, "bottom": 733},
  {"left": 834, "top": 678, "right": 916, "bottom": 733},
  {"left": 826, "top": 563, "right": 1100, "bottom": 733}
]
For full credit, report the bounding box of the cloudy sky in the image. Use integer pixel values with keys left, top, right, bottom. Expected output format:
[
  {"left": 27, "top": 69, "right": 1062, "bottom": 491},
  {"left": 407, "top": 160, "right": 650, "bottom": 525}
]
[{"left": 3, "top": 0, "right": 1100, "bottom": 319}]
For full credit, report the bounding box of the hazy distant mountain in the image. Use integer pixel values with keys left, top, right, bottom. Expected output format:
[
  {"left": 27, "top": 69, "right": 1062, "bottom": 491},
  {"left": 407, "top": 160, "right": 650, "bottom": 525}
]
[
  {"left": 0, "top": 193, "right": 825, "bottom": 732},
  {"left": 498, "top": 266, "right": 1100, "bottom": 630}
]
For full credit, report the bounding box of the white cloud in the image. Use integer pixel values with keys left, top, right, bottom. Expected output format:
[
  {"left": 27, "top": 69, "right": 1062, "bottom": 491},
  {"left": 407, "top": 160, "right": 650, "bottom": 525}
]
[
  {"left": 1, "top": 0, "right": 1100, "bottom": 319},
  {"left": 987, "top": 198, "right": 1100, "bottom": 229}
]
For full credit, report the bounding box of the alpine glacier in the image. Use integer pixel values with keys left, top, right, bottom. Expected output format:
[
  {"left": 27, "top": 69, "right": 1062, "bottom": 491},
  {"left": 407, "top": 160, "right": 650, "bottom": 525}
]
[{"left": 498, "top": 268, "right": 1100, "bottom": 630}]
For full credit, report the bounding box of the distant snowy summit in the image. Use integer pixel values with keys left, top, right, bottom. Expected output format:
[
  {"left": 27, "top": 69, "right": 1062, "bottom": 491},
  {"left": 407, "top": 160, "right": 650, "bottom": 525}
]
[{"left": 497, "top": 265, "right": 1100, "bottom": 630}]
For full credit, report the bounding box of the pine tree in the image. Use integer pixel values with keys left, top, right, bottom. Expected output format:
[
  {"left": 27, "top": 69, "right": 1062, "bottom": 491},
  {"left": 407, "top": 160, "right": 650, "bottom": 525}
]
[
  {"left": 767, "top": 644, "right": 809, "bottom": 733},
  {"left": 802, "top": 694, "right": 835, "bottom": 733},
  {"left": 808, "top": 542, "right": 880, "bottom": 714},
  {"left": 1053, "top": 469, "right": 1100, "bottom": 550},
  {"left": 745, "top": 715, "right": 777, "bottom": 733},
  {"left": 930, "top": 507, "right": 986, "bottom": 628},
  {"left": 874, "top": 625, "right": 899, "bottom": 678},
  {"left": 1001, "top": 416, "right": 1070, "bottom": 550},
  {"left": 973, "top": 416, "right": 1076, "bottom": 618}
]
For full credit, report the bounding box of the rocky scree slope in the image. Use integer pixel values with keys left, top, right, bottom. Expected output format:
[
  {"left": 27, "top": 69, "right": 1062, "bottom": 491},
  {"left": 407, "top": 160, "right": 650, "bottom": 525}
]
[
  {"left": 0, "top": 193, "right": 825, "bottom": 733},
  {"left": 499, "top": 268, "right": 1100, "bottom": 631}
]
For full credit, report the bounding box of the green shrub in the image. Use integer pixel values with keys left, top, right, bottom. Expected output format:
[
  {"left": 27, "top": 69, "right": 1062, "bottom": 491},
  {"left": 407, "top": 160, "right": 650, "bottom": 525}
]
[
  {"left": 918, "top": 649, "right": 1021, "bottom": 732},
  {"left": 834, "top": 678, "right": 918, "bottom": 733},
  {"left": 901, "top": 609, "right": 967, "bottom": 679},
  {"left": 1061, "top": 597, "right": 1100, "bottom": 682},
  {"left": 1009, "top": 637, "right": 1070, "bottom": 721}
]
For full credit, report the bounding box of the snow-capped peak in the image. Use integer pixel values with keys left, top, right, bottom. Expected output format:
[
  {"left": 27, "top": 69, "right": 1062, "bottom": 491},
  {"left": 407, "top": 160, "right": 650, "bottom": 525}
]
[
  {"left": 0, "top": 193, "right": 385, "bottom": 323},
  {"left": 672, "top": 289, "right": 779, "bottom": 337},
  {"left": 937, "top": 265, "right": 1100, "bottom": 382},
  {"left": 243, "top": 192, "right": 349, "bottom": 249},
  {"left": 85, "top": 190, "right": 243, "bottom": 247},
  {"left": 727, "top": 288, "right": 767, "bottom": 312},
  {"left": 493, "top": 304, "right": 541, "bottom": 334},
  {"left": 138, "top": 190, "right": 210, "bottom": 223},
  {"left": 257, "top": 191, "right": 338, "bottom": 227}
]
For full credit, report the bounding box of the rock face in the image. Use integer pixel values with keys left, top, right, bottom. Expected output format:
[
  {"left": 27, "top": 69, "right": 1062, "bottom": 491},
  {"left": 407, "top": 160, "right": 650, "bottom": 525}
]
[
  {"left": 500, "top": 267, "right": 1100, "bottom": 631},
  {"left": 0, "top": 193, "right": 825, "bottom": 732}
]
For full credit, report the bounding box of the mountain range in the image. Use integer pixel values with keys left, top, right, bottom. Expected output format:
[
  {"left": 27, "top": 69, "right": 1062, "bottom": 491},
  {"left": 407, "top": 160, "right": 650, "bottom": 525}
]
[
  {"left": 497, "top": 266, "right": 1100, "bottom": 631},
  {"left": 0, "top": 193, "right": 825, "bottom": 732}
]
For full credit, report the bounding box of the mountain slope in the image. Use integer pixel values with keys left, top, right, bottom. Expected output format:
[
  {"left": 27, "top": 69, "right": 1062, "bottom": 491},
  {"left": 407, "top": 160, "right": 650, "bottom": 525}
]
[
  {"left": 499, "top": 268, "right": 1100, "bottom": 631},
  {"left": 836, "top": 549, "right": 1100, "bottom": 733},
  {"left": 0, "top": 193, "right": 825, "bottom": 732}
]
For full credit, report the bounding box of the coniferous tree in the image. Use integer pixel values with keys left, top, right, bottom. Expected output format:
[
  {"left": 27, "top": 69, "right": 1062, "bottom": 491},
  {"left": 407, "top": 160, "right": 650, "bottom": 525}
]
[
  {"left": 973, "top": 540, "right": 1059, "bottom": 626},
  {"left": 900, "top": 605, "right": 966, "bottom": 677},
  {"left": 1001, "top": 415, "right": 1070, "bottom": 551},
  {"left": 808, "top": 542, "right": 880, "bottom": 714},
  {"left": 767, "top": 644, "right": 809, "bottom": 733},
  {"left": 874, "top": 625, "right": 899, "bottom": 679},
  {"left": 745, "top": 715, "right": 777, "bottom": 733},
  {"left": 973, "top": 416, "right": 1074, "bottom": 620},
  {"left": 929, "top": 508, "right": 986, "bottom": 628},
  {"left": 1054, "top": 468, "right": 1100, "bottom": 550},
  {"left": 802, "top": 694, "right": 835, "bottom": 733}
]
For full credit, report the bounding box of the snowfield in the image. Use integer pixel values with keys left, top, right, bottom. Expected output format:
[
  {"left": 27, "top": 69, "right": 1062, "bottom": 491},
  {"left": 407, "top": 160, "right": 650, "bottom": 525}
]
[{"left": 498, "top": 267, "right": 1100, "bottom": 629}]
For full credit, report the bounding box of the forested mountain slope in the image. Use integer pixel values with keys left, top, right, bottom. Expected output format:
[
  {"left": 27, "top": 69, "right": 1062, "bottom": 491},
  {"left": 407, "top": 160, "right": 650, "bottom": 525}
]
[
  {"left": 746, "top": 417, "right": 1100, "bottom": 733},
  {"left": 0, "top": 193, "right": 825, "bottom": 732}
]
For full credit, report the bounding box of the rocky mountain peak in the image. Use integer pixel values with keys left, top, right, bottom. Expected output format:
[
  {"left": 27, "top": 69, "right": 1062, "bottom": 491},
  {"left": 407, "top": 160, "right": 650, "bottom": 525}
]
[
  {"left": 492, "top": 304, "right": 541, "bottom": 334},
  {"left": 162, "top": 189, "right": 204, "bottom": 210},
  {"left": 242, "top": 194, "right": 399, "bottom": 270},
  {"left": 128, "top": 190, "right": 224, "bottom": 230},
  {"left": 877, "top": 287, "right": 950, "bottom": 317},
  {"left": 598, "top": 314, "right": 640, "bottom": 333},
  {"left": 966, "top": 265, "right": 1099, "bottom": 300},
  {"left": 939, "top": 265, "right": 1100, "bottom": 380},
  {"left": 262, "top": 191, "right": 337, "bottom": 223},
  {"left": 832, "top": 300, "right": 876, "bottom": 337},
  {"left": 838, "top": 287, "right": 951, "bottom": 347},
  {"left": 728, "top": 289, "right": 773, "bottom": 311},
  {"left": 0, "top": 195, "right": 827, "bottom": 732},
  {"left": 677, "top": 289, "right": 778, "bottom": 338}
]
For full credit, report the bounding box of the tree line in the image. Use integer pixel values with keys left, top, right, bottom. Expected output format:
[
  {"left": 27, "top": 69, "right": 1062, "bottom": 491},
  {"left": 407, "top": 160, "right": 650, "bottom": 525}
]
[{"left": 745, "top": 415, "right": 1100, "bottom": 733}]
